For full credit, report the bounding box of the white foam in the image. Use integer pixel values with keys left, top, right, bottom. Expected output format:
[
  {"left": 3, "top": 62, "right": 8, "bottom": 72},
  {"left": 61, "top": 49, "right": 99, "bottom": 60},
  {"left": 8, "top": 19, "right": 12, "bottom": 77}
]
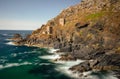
[
  {"left": 39, "top": 48, "right": 84, "bottom": 78},
  {"left": 11, "top": 53, "right": 17, "bottom": 57},
  {"left": 83, "top": 75, "right": 99, "bottom": 79},
  {"left": 56, "top": 59, "right": 83, "bottom": 66},
  {"left": 39, "top": 54, "right": 60, "bottom": 60},
  {"left": 56, "top": 65, "right": 80, "bottom": 78},
  {"left": 2, "top": 34, "right": 8, "bottom": 36},
  {"left": 81, "top": 71, "right": 91, "bottom": 76},
  {"left": 39, "top": 48, "right": 118, "bottom": 79},
  {"left": 39, "top": 48, "right": 60, "bottom": 60},
  {"left": 79, "top": 71, "right": 118, "bottom": 79},
  {"left": 101, "top": 72, "right": 118, "bottom": 79},
  {"left": 5, "top": 42, "right": 15, "bottom": 45},
  {"left": 0, "top": 62, "right": 32, "bottom": 70},
  {"left": 39, "top": 63, "right": 51, "bottom": 66},
  {"left": 55, "top": 59, "right": 84, "bottom": 79},
  {"left": 24, "top": 50, "right": 37, "bottom": 54},
  {"left": 74, "top": 68, "right": 118, "bottom": 79},
  {"left": 48, "top": 48, "right": 59, "bottom": 53}
]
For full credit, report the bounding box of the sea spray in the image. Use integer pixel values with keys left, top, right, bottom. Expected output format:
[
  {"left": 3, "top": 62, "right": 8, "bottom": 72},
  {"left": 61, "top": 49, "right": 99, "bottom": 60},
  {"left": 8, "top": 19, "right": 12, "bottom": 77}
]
[
  {"left": 39, "top": 48, "right": 84, "bottom": 79},
  {"left": 5, "top": 42, "right": 16, "bottom": 45},
  {"left": 0, "top": 62, "right": 32, "bottom": 70},
  {"left": 55, "top": 60, "right": 84, "bottom": 79},
  {"left": 39, "top": 48, "right": 119, "bottom": 79}
]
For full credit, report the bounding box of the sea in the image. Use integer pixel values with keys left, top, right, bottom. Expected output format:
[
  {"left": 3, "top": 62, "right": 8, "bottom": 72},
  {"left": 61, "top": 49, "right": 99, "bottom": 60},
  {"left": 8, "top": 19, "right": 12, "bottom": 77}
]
[{"left": 0, "top": 30, "right": 118, "bottom": 79}]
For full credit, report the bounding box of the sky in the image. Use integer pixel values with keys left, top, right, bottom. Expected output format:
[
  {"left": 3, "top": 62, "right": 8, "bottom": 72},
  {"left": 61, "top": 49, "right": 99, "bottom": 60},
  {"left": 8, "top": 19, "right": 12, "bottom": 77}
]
[{"left": 0, "top": 0, "right": 80, "bottom": 30}]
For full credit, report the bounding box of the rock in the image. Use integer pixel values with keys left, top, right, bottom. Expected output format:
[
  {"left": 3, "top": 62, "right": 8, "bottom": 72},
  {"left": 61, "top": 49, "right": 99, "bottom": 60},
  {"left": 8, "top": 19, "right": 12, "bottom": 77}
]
[
  {"left": 75, "top": 22, "right": 89, "bottom": 29},
  {"left": 11, "top": 33, "right": 23, "bottom": 42},
  {"left": 58, "top": 54, "right": 76, "bottom": 61},
  {"left": 69, "top": 61, "right": 91, "bottom": 72},
  {"left": 60, "top": 43, "right": 72, "bottom": 52},
  {"left": 70, "top": 52, "right": 120, "bottom": 73},
  {"left": 89, "top": 59, "right": 99, "bottom": 68}
]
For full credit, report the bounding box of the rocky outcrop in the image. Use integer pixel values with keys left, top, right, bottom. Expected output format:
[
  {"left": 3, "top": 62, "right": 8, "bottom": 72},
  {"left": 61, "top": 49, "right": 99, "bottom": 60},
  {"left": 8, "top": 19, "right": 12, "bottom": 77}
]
[
  {"left": 56, "top": 54, "right": 76, "bottom": 61},
  {"left": 12, "top": 0, "right": 120, "bottom": 78},
  {"left": 11, "top": 34, "right": 23, "bottom": 42},
  {"left": 70, "top": 53, "right": 120, "bottom": 72}
]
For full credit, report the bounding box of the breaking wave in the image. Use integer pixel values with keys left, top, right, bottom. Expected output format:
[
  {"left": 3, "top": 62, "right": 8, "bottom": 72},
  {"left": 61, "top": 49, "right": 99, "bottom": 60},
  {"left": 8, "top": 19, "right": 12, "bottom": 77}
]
[
  {"left": 5, "top": 42, "right": 15, "bottom": 45},
  {"left": 0, "top": 62, "right": 32, "bottom": 70}
]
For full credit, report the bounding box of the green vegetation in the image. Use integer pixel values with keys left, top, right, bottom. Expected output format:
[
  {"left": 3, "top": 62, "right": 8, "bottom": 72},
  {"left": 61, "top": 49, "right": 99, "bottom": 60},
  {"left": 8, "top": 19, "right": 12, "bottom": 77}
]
[
  {"left": 79, "top": 30, "right": 83, "bottom": 36},
  {"left": 86, "top": 12, "right": 105, "bottom": 20}
]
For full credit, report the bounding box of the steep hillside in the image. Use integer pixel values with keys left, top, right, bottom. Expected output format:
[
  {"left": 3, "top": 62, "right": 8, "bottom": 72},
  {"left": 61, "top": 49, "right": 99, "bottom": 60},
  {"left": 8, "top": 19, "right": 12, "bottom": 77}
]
[
  {"left": 14, "top": 0, "right": 120, "bottom": 78},
  {"left": 25, "top": 0, "right": 120, "bottom": 51}
]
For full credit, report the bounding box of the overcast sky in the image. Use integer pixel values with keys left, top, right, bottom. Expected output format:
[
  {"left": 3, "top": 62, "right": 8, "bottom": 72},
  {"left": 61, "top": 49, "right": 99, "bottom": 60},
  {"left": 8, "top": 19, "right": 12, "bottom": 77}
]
[{"left": 0, "top": 0, "right": 80, "bottom": 30}]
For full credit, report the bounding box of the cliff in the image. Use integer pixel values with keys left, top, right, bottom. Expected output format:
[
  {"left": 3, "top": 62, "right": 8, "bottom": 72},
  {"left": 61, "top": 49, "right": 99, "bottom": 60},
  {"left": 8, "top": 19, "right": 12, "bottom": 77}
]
[{"left": 14, "top": 0, "right": 120, "bottom": 78}]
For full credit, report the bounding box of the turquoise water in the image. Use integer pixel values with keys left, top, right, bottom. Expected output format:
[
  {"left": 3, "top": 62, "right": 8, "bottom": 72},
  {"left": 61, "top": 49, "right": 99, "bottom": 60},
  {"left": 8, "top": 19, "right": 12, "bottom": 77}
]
[{"left": 0, "top": 30, "right": 72, "bottom": 79}]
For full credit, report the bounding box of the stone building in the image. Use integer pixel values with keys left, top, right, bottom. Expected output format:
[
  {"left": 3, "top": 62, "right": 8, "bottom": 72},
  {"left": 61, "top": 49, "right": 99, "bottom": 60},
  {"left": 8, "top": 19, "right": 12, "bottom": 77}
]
[
  {"left": 59, "top": 18, "right": 65, "bottom": 26},
  {"left": 47, "top": 26, "right": 53, "bottom": 34}
]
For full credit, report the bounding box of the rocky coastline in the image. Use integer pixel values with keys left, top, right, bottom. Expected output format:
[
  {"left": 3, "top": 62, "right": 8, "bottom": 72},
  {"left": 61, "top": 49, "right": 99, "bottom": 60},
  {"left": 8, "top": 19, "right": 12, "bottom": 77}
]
[{"left": 11, "top": 0, "right": 120, "bottom": 78}]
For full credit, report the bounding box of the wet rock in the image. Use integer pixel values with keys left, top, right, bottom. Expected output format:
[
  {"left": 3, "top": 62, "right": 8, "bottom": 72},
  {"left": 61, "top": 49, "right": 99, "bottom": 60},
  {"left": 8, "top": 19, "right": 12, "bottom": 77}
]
[
  {"left": 89, "top": 59, "right": 99, "bottom": 68},
  {"left": 11, "top": 33, "right": 23, "bottom": 42},
  {"left": 58, "top": 54, "right": 76, "bottom": 61},
  {"left": 60, "top": 43, "right": 72, "bottom": 52},
  {"left": 69, "top": 61, "right": 91, "bottom": 72}
]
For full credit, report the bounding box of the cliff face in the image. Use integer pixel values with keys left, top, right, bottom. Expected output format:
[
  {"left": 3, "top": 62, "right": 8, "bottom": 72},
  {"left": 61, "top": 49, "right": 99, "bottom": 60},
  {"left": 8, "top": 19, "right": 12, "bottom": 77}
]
[
  {"left": 26, "top": 0, "right": 120, "bottom": 51},
  {"left": 16, "top": 0, "right": 120, "bottom": 78}
]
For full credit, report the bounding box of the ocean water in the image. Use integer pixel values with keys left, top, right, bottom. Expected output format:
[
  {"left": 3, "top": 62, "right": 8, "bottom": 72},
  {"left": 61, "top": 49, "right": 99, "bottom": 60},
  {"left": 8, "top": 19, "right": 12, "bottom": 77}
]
[
  {"left": 0, "top": 30, "right": 118, "bottom": 79},
  {"left": 0, "top": 30, "right": 74, "bottom": 79}
]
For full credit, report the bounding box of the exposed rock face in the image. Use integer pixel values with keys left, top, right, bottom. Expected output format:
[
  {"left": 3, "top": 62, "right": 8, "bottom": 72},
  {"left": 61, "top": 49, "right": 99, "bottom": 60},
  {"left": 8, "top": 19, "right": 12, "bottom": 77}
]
[
  {"left": 70, "top": 53, "right": 120, "bottom": 72},
  {"left": 12, "top": 0, "right": 120, "bottom": 78},
  {"left": 11, "top": 34, "right": 23, "bottom": 42},
  {"left": 56, "top": 54, "right": 76, "bottom": 61}
]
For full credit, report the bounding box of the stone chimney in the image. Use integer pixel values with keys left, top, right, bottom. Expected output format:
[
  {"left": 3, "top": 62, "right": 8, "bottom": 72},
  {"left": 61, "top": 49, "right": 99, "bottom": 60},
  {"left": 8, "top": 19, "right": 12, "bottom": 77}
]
[
  {"left": 47, "top": 26, "right": 53, "bottom": 34},
  {"left": 59, "top": 18, "right": 65, "bottom": 26}
]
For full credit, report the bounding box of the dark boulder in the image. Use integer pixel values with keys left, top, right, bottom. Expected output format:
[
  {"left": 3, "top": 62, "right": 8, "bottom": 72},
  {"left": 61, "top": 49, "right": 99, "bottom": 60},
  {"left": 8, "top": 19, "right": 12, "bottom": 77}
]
[{"left": 69, "top": 61, "right": 91, "bottom": 72}]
